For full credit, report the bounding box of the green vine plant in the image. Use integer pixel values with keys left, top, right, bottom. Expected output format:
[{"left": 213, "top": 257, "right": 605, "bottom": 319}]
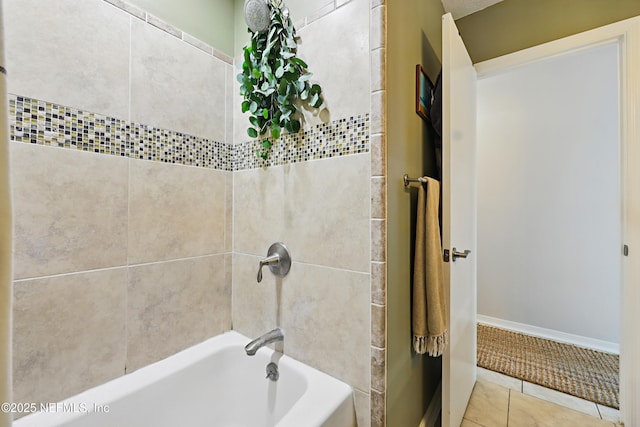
[{"left": 238, "top": 0, "right": 324, "bottom": 160}]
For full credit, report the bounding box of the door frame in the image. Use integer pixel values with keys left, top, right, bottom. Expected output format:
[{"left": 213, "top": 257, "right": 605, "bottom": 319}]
[{"left": 474, "top": 17, "right": 640, "bottom": 426}]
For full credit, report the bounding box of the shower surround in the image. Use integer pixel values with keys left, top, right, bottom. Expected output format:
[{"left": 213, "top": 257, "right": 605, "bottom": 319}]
[{"left": 4, "top": 0, "right": 387, "bottom": 426}]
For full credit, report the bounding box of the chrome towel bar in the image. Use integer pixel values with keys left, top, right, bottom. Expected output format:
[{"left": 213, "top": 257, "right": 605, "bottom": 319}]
[{"left": 403, "top": 174, "right": 427, "bottom": 187}]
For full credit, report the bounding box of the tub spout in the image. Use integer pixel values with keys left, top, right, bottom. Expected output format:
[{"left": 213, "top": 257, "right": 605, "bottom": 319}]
[{"left": 244, "top": 328, "right": 284, "bottom": 356}]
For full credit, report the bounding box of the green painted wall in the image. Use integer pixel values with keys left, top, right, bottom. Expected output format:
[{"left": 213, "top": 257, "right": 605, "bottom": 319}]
[
  {"left": 386, "top": 0, "right": 444, "bottom": 425},
  {"left": 456, "top": 0, "right": 640, "bottom": 63},
  {"left": 129, "top": 0, "right": 236, "bottom": 56}
]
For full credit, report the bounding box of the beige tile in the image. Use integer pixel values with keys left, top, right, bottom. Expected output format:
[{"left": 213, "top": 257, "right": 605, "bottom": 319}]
[
  {"left": 370, "top": 4, "right": 386, "bottom": 51},
  {"left": 13, "top": 268, "right": 127, "bottom": 407},
  {"left": 353, "top": 388, "right": 371, "bottom": 427},
  {"left": 370, "top": 389, "right": 385, "bottom": 427},
  {"left": 370, "top": 90, "right": 386, "bottom": 135},
  {"left": 231, "top": 253, "right": 280, "bottom": 340},
  {"left": 306, "top": 2, "right": 335, "bottom": 25},
  {"left": 371, "top": 219, "right": 386, "bottom": 262},
  {"left": 282, "top": 155, "right": 370, "bottom": 272},
  {"left": 103, "top": 0, "right": 146, "bottom": 20},
  {"left": 281, "top": 262, "right": 370, "bottom": 391},
  {"left": 597, "top": 404, "right": 620, "bottom": 423},
  {"left": 183, "top": 33, "right": 213, "bottom": 55},
  {"left": 233, "top": 68, "right": 252, "bottom": 146},
  {"left": 522, "top": 381, "right": 600, "bottom": 418},
  {"left": 371, "top": 261, "right": 386, "bottom": 305},
  {"left": 477, "top": 366, "right": 522, "bottom": 392},
  {"left": 463, "top": 380, "right": 509, "bottom": 427},
  {"left": 371, "top": 346, "right": 385, "bottom": 392},
  {"left": 235, "top": 155, "right": 370, "bottom": 273},
  {"left": 4, "top": 0, "right": 130, "bottom": 118},
  {"left": 126, "top": 255, "right": 229, "bottom": 372},
  {"left": 146, "top": 13, "right": 181, "bottom": 38},
  {"left": 225, "top": 63, "right": 234, "bottom": 144},
  {"left": 130, "top": 18, "right": 226, "bottom": 140},
  {"left": 296, "top": 0, "right": 370, "bottom": 128},
  {"left": 128, "top": 161, "right": 226, "bottom": 264},
  {"left": 224, "top": 253, "right": 233, "bottom": 294},
  {"left": 509, "top": 390, "right": 614, "bottom": 427},
  {"left": 370, "top": 132, "right": 386, "bottom": 177},
  {"left": 11, "top": 143, "right": 128, "bottom": 279},
  {"left": 233, "top": 166, "right": 286, "bottom": 257},
  {"left": 461, "top": 419, "right": 484, "bottom": 427},
  {"left": 371, "top": 176, "right": 386, "bottom": 219},
  {"left": 225, "top": 171, "right": 233, "bottom": 252},
  {"left": 371, "top": 47, "right": 386, "bottom": 93},
  {"left": 371, "top": 303, "right": 386, "bottom": 348}
]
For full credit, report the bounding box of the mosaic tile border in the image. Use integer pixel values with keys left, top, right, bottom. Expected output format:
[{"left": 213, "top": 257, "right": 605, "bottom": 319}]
[
  {"left": 8, "top": 94, "right": 370, "bottom": 171},
  {"left": 9, "top": 95, "right": 232, "bottom": 171},
  {"left": 234, "top": 115, "right": 370, "bottom": 170}
]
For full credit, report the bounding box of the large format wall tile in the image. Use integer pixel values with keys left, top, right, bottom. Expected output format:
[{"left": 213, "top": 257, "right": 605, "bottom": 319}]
[
  {"left": 13, "top": 268, "right": 127, "bottom": 407},
  {"left": 296, "top": 0, "right": 370, "bottom": 128},
  {"left": 282, "top": 262, "right": 370, "bottom": 392},
  {"left": 282, "top": 154, "right": 370, "bottom": 272},
  {"left": 232, "top": 253, "right": 280, "bottom": 340},
  {"left": 232, "top": 252, "right": 371, "bottom": 393},
  {"left": 130, "top": 18, "right": 226, "bottom": 141},
  {"left": 233, "top": 165, "right": 286, "bottom": 257},
  {"left": 128, "top": 161, "right": 227, "bottom": 264},
  {"left": 235, "top": 154, "right": 370, "bottom": 272},
  {"left": 126, "top": 255, "right": 229, "bottom": 372},
  {"left": 4, "top": 0, "right": 130, "bottom": 119},
  {"left": 11, "top": 143, "right": 128, "bottom": 279}
]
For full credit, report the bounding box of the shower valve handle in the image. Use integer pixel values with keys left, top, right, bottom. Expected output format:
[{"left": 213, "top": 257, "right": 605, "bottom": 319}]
[{"left": 256, "top": 242, "right": 292, "bottom": 283}]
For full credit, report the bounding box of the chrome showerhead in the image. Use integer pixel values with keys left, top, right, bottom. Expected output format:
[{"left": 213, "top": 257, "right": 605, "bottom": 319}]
[{"left": 244, "top": 0, "right": 270, "bottom": 33}]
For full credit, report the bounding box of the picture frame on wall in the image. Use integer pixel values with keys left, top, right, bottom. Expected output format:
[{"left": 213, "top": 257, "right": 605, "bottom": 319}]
[{"left": 415, "top": 64, "right": 433, "bottom": 122}]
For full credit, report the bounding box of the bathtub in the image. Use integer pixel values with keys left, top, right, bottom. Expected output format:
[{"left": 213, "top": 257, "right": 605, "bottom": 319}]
[{"left": 15, "top": 331, "right": 356, "bottom": 427}]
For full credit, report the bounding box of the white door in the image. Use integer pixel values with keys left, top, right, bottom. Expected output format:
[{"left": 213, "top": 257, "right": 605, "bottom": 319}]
[{"left": 441, "top": 13, "right": 477, "bottom": 427}]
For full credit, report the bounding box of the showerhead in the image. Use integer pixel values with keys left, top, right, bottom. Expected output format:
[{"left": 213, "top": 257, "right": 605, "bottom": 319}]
[{"left": 244, "top": 0, "right": 270, "bottom": 33}]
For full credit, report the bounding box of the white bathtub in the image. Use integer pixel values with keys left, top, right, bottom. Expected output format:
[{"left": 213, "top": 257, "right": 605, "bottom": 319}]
[{"left": 15, "top": 331, "right": 356, "bottom": 427}]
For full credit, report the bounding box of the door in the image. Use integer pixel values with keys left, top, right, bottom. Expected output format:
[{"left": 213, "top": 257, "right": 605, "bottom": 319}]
[{"left": 441, "top": 13, "right": 477, "bottom": 427}]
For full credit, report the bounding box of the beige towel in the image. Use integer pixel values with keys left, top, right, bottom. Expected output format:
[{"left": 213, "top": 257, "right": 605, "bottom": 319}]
[{"left": 412, "top": 177, "right": 448, "bottom": 356}]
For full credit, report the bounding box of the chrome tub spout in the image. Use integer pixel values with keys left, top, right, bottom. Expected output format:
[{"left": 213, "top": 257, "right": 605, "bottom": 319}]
[{"left": 244, "top": 328, "right": 284, "bottom": 356}]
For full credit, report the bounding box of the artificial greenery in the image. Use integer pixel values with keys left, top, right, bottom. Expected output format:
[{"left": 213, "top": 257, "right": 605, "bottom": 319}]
[{"left": 237, "top": 0, "right": 324, "bottom": 159}]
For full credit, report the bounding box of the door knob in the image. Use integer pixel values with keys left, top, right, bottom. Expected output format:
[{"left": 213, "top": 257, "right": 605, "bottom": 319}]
[{"left": 452, "top": 247, "right": 471, "bottom": 262}]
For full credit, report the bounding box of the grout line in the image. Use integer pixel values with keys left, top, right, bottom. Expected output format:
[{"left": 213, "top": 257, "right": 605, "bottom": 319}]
[{"left": 232, "top": 252, "right": 371, "bottom": 276}]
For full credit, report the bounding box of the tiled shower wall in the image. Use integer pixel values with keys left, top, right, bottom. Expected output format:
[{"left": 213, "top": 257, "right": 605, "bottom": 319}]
[
  {"left": 231, "top": 1, "right": 374, "bottom": 426},
  {"left": 6, "top": 0, "right": 387, "bottom": 426},
  {"left": 5, "top": 0, "right": 234, "bottom": 408}
]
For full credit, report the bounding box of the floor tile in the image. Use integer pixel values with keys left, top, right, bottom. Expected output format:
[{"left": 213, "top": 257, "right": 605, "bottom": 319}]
[
  {"left": 597, "top": 404, "right": 620, "bottom": 423},
  {"left": 461, "top": 419, "right": 484, "bottom": 427},
  {"left": 509, "top": 391, "right": 615, "bottom": 427},
  {"left": 522, "top": 381, "right": 600, "bottom": 418},
  {"left": 477, "top": 366, "right": 522, "bottom": 392},
  {"left": 463, "top": 380, "right": 509, "bottom": 427}
]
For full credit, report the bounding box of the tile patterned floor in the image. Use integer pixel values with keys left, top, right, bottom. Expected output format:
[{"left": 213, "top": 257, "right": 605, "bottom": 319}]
[{"left": 462, "top": 367, "right": 624, "bottom": 427}]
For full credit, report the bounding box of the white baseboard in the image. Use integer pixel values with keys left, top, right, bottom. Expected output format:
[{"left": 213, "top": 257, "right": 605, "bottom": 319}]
[
  {"left": 477, "top": 314, "right": 619, "bottom": 354},
  {"left": 418, "top": 381, "right": 442, "bottom": 427}
]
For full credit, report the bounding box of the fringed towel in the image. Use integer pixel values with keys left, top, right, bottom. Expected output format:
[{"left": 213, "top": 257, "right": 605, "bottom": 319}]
[{"left": 412, "top": 177, "right": 448, "bottom": 357}]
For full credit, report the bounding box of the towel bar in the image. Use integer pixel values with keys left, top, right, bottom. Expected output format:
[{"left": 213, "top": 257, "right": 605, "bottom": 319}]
[{"left": 403, "top": 174, "right": 427, "bottom": 187}]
